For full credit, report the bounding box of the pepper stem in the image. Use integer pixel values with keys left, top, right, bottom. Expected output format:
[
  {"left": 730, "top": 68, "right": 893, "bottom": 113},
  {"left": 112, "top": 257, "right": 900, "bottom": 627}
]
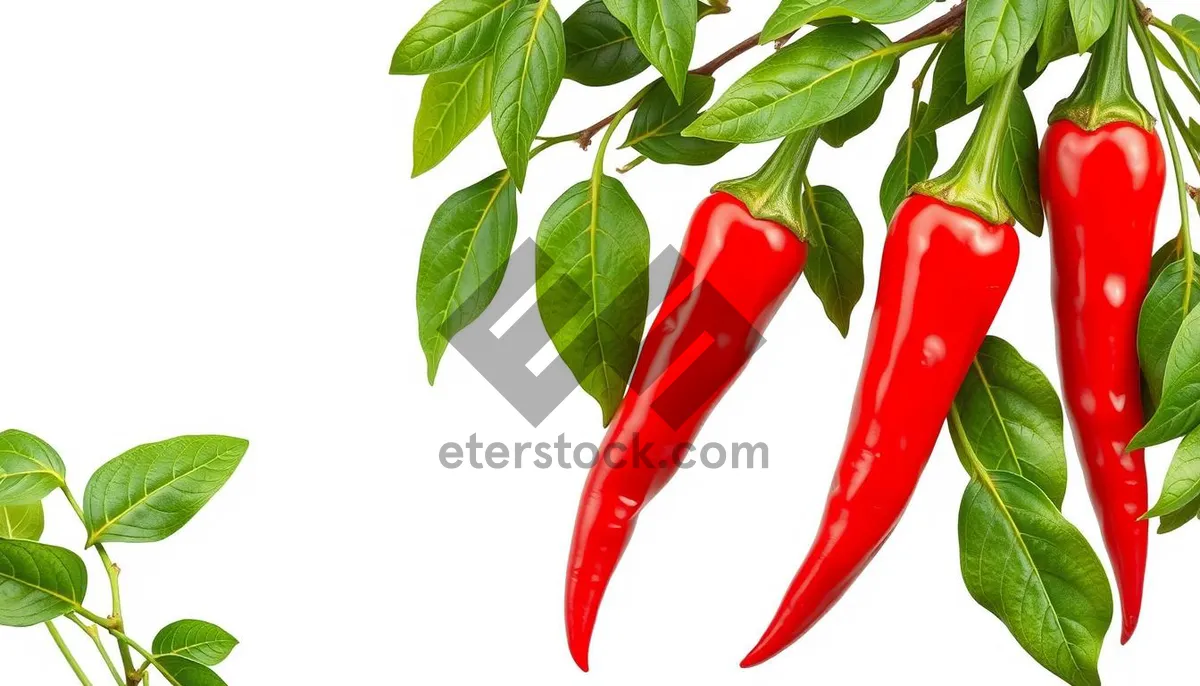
[
  {"left": 712, "top": 127, "right": 821, "bottom": 239},
  {"left": 914, "top": 65, "right": 1022, "bottom": 225},
  {"left": 1051, "top": 0, "right": 1152, "bottom": 130}
]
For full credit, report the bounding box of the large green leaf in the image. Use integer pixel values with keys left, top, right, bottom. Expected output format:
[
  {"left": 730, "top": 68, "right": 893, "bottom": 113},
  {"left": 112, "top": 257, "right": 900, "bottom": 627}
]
[
  {"left": 0, "top": 539, "right": 87, "bottom": 627},
  {"left": 491, "top": 0, "right": 565, "bottom": 189},
  {"left": 951, "top": 337, "right": 1069, "bottom": 507},
  {"left": 918, "top": 30, "right": 1041, "bottom": 134},
  {"left": 1138, "top": 256, "right": 1200, "bottom": 404},
  {"left": 1171, "top": 15, "right": 1200, "bottom": 83},
  {"left": 536, "top": 176, "right": 650, "bottom": 425},
  {"left": 154, "top": 656, "right": 227, "bottom": 686},
  {"left": 1131, "top": 301, "right": 1200, "bottom": 449},
  {"left": 1069, "top": 0, "right": 1114, "bottom": 53},
  {"left": 0, "top": 504, "right": 43, "bottom": 541},
  {"left": 684, "top": 23, "right": 897, "bottom": 143},
  {"left": 1038, "top": 0, "right": 1078, "bottom": 69},
  {"left": 801, "top": 184, "right": 864, "bottom": 337},
  {"left": 412, "top": 58, "right": 493, "bottom": 177},
  {"left": 880, "top": 103, "right": 938, "bottom": 223},
  {"left": 390, "top": 0, "right": 524, "bottom": 74},
  {"left": 963, "top": 0, "right": 1046, "bottom": 101},
  {"left": 0, "top": 430, "right": 66, "bottom": 505},
  {"left": 416, "top": 171, "right": 519, "bottom": 383},
  {"left": 761, "top": 0, "right": 935, "bottom": 43},
  {"left": 820, "top": 62, "right": 899, "bottom": 148},
  {"left": 602, "top": 0, "right": 696, "bottom": 101},
  {"left": 1144, "top": 427, "right": 1200, "bottom": 519},
  {"left": 564, "top": 0, "right": 650, "bottom": 86},
  {"left": 998, "top": 89, "right": 1043, "bottom": 235},
  {"left": 622, "top": 75, "right": 734, "bottom": 166},
  {"left": 957, "top": 471, "right": 1111, "bottom": 686},
  {"left": 83, "top": 436, "right": 248, "bottom": 546},
  {"left": 153, "top": 620, "right": 239, "bottom": 666}
]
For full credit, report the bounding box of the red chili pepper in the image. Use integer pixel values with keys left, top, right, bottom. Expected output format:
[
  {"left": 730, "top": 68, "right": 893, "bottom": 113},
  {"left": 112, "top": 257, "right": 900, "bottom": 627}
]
[{"left": 565, "top": 189, "right": 807, "bottom": 671}]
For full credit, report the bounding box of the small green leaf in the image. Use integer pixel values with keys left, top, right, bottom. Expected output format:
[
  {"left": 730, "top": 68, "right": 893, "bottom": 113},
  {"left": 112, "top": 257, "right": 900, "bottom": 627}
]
[
  {"left": 154, "top": 656, "right": 227, "bottom": 686},
  {"left": 1144, "top": 428, "right": 1200, "bottom": 519},
  {"left": 1069, "top": 0, "right": 1114, "bottom": 53},
  {"left": 536, "top": 176, "right": 650, "bottom": 425},
  {"left": 602, "top": 0, "right": 697, "bottom": 101},
  {"left": 0, "top": 539, "right": 87, "bottom": 627},
  {"left": 998, "top": 89, "right": 1043, "bottom": 235},
  {"left": 951, "top": 336, "right": 1069, "bottom": 507},
  {"left": 412, "top": 58, "right": 493, "bottom": 177},
  {"left": 761, "top": 0, "right": 935, "bottom": 43},
  {"left": 416, "top": 172, "right": 518, "bottom": 383},
  {"left": 83, "top": 436, "right": 248, "bottom": 545},
  {"left": 491, "top": 0, "right": 565, "bottom": 189},
  {"left": 1039, "top": 0, "right": 1078, "bottom": 69},
  {"left": 623, "top": 75, "right": 734, "bottom": 166},
  {"left": 390, "top": 0, "right": 524, "bottom": 75},
  {"left": 1130, "top": 302, "right": 1200, "bottom": 449},
  {"left": 820, "top": 62, "right": 899, "bottom": 148},
  {"left": 1138, "top": 256, "right": 1200, "bottom": 404},
  {"left": 919, "top": 31, "right": 1041, "bottom": 134},
  {"left": 1171, "top": 15, "right": 1200, "bottom": 83},
  {"left": 880, "top": 103, "right": 938, "bottom": 223},
  {"left": 1157, "top": 492, "right": 1200, "bottom": 533},
  {"left": 0, "top": 430, "right": 66, "bottom": 505},
  {"left": 564, "top": 0, "right": 650, "bottom": 86},
  {"left": 957, "top": 471, "right": 1111, "bottom": 686},
  {"left": 684, "top": 23, "right": 897, "bottom": 143},
  {"left": 0, "top": 504, "right": 43, "bottom": 541},
  {"left": 964, "top": 0, "right": 1047, "bottom": 101},
  {"left": 153, "top": 620, "right": 239, "bottom": 666},
  {"left": 802, "top": 184, "right": 864, "bottom": 337}
]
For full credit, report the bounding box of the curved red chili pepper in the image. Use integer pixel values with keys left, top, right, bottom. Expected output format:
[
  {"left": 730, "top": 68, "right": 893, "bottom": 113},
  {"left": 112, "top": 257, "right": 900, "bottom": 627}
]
[
  {"left": 1041, "top": 119, "right": 1165, "bottom": 643},
  {"left": 741, "top": 194, "right": 1019, "bottom": 667},
  {"left": 565, "top": 191, "right": 807, "bottom": 671}
]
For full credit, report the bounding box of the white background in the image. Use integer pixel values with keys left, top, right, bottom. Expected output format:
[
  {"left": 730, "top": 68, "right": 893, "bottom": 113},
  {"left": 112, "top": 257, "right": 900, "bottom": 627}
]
[{"left": 0, "top": 1, "right": 1196, "bottom": 684}]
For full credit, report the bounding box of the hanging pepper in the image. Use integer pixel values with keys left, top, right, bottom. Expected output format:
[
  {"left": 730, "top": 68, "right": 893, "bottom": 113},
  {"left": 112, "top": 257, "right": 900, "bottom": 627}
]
[
  {"left": 565, "top": 130, "right": 818, "bottom": 672},
  {"left": 742, "top": 66, "right": 1023, "bottom": 668},
  {"left": 1041, "top": 0, "right": 1164, "bottom": 644}
]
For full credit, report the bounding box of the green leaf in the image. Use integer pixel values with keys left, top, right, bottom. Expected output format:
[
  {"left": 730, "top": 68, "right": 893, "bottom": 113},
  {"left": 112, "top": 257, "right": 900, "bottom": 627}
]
[
  {"left": 1138, "top": 256, "right": 1200, "bottom": 404},
  {"left": 416, "top": 172, "right": 519, "bottom": 383},
  {"left": 918, "top": 31, "right": 1041, "bottom": 134},
  {"left": 998, "top": 89, "right": 1043, "bottom": 235},
  {"left": 536, "top": 176, "right": 650, "bottom": 425},
  {"left": 964, "top": 0, "right": 1047, "bottom": 102},
  {"left": 0, "top": 539, "right": 87, "bottom": 627},
  {"left": 1069, "top": 0, "right": 1114, "bottom": 53},
  {"left": 820, "top": 62, "right": 899, "bottom": 148},
  {"left": 83, "top": 436, "right": 248, "bottom": 546},
  {"left": 0, "top": 504, "right": 43, "bottom": 541},
  {"left": 951, "top": 336, "right": 1069, "bottom": 507},
  {"left": 390, "top": 0, "right": 524, "bottom": 75},
  {"left": 1171, "top": 15, "right": 1200, "bottom": 83},
  {"left": 0, "top": 430, "right": 66, "bottom": 505},
  {"left": 153, "top": 620, "right": 239, "bottom": 666},
  {"left": 602, "top": 0, "right": 697, "bottom": 101},
  {"left": 1144, "top": 427, "right": 1200, "bottom": 519},
  {"left": 564, "top": 0, "right": 650, "bottom": 86},
  {"left": 1038, "top": 0, "right": 1077, "bottom": 69},
  {"left": 155, "top": 656, "right": 227, "bottom": 686},
  {"left": 622, "top": 75, "right": 734, "bottom": 166},
  {"left": 802, "top": 184, "right": 864, "bottom": 337},
  {"left": 1130, "top": 301, "right": 1200, "bottom": 449},
  {"left": 491, "top": 0, "right": 565, "bottom": 189},
  {"left": 412, "top": 58, "right": 493, "bottom": 177},
  {"left": 684, "top": 23, "right": 897, "bottom": 144},
  {"left": 880, "top": 103, "right": 938, "bottom": 223},
  {"left": 1157, "top": 492, "right": 1200, "bottom": 533},
  {"left": 957, "top": 471, "right": 1111, "bottom": 686},
  {"left": 761, "top": 0, "right": 935, "bottom": 43}
]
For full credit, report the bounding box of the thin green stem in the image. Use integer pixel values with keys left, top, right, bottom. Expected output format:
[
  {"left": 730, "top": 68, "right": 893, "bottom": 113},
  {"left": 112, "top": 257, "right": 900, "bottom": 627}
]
[
  {"left": 109, "top": 628, "right": 170, "bottom": 686},
  {"left": 592, "top": 84, "right": 654, "bottom": 183},
  {"left": 617, "top": 155, "right": 648, "bottom": 173},
  {"left": 48, "top": 621, "right": 94, "bottom": 686},
  {"left": 1148, "top": 31, "right": 1200, "bottom": 103},
  {"left": 66, "top": 613, "right": 125, "bottom": 686},
  {"left": 1131, "top": 3, "right": 1194, "bottom": 303},
  {"left": 1165, "top": 97, "right": 1200, "bottom": 174}
]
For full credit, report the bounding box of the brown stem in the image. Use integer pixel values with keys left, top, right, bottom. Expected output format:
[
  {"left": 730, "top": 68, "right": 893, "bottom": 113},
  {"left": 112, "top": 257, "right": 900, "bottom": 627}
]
[
  {"left": 1189, "top": 184, "right": 1199, "bottom": 199},
  {"left": 544, "top": 1, "right": 967, "bottom": 149}
]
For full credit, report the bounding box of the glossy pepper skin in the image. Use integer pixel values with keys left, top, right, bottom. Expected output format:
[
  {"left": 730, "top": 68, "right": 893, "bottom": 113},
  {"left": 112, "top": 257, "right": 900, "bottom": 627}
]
[
  {"left": 1041, "top": 119, "right": 1165, "bottom": 643},
  {"left": 565, "top": 192, "right": 807, "bottom": 672},
  {"left": 742, "top": 194, "right": 1019, "bottom": 667}
]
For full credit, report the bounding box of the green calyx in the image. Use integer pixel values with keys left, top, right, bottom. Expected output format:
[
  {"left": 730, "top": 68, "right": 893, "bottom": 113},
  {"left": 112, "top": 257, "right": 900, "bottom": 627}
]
[
  {"left": 915, "top": 66, "right": 1021, "bottom": 226},
  {"left": 1050, "top": 0, "right": 1153, "bottom": 131},
  {"left": 712, "top": 128, "right": 820, "bottom": 239}
]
